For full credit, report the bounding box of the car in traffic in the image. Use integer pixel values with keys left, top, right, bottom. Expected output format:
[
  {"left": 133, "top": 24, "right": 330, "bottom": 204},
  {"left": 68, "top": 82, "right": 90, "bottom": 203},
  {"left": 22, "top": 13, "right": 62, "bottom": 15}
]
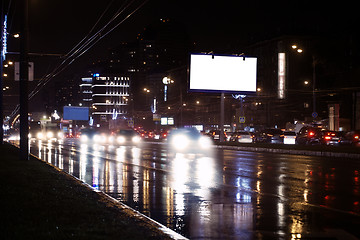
[
  {"left": 208, "top": 130, "right": 228, "bottom": 141},
  {"left": 340, "top": 130, "right": 360, "bottom": 146},
  {"left": 29, "top": 122, "right": 64, "bottom": 142},
  {"left": 296, "top": 126, "right": 323, "bottom": 145},
  {"left": 320, "top": 130, "right": 341, "bottom": 145},
  {"left": 255, "top": 129, "right": 284, "bottom": 144},
  {"left": 229, "top": 131, "right": 254, "bottom": 143},
  {"left": 167, "top": 127, "right": 213, "bottom": 152},
  {"left": 79, "top": 128, "right": 107, "bottom": 144},
  {"left": 283, "top": 131, "right": 296, "bottom": 145},
  {"left": 110, "top": 129, "right": 142, "bottom": 146}
]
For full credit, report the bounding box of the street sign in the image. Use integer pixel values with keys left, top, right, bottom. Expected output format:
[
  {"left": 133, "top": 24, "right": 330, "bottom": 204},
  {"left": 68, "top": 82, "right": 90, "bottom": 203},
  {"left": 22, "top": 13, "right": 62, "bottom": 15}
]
[
  {"left": 312, "top": 112, "right": 318, "bottom": 118},
  {"left": 153, "top": 114, "right": 161, "bottom": 121},
  {"left": 15, "top": 62, "right": 34, "bottom": 81},
  {"left": 239, "top": 116, "right": 246, "bottom": 123}
]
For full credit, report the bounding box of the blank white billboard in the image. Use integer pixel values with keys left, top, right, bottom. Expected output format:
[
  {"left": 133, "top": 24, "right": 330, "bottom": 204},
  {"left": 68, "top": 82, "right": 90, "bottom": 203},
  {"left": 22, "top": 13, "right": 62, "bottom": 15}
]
[{"left": 189, "top": 54, "right": 257, "bottom": 93}]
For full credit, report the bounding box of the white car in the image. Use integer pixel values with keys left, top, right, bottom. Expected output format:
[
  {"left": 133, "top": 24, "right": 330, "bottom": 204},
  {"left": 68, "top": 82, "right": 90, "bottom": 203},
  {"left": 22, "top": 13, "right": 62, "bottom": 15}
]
[{"left": 283, "top": 131, "right": 296, "bottom": 144}]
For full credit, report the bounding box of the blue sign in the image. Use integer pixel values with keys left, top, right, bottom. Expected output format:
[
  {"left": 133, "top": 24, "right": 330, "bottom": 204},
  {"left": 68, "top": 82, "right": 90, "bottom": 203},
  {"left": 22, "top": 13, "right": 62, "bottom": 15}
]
[
  {"left": 63, "top": 106, "right": 89, "bottom": 121},
  {"left": 239, "top": 116, "right": 246, "bottom": 123},
  {"left": 312, "top": 112, "right": 318, "bottom": 118}
]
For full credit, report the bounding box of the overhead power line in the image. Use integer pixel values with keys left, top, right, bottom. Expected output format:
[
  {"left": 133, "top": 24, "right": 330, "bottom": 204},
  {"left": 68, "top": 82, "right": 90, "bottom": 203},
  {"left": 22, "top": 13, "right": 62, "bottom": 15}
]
[{"left": 9, "top": 0, "right": 149, "bottom": 120}]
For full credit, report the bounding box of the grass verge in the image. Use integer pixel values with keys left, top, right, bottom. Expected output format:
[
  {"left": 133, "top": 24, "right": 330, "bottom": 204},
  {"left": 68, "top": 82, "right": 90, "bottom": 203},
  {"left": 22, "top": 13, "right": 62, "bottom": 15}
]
[{"left": 0, "top": 143, "right": 173, "bottom": 240}]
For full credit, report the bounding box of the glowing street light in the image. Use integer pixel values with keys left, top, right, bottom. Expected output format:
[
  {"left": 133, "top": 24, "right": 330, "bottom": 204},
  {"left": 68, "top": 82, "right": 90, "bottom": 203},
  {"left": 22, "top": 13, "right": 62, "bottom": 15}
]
[{"left": 292, "top": 44, "right": 317, "bottom": 119}]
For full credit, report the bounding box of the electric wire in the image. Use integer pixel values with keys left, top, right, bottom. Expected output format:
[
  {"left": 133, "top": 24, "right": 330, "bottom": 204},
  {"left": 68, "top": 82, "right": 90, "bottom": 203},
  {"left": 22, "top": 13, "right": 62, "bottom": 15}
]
[
  {"left": 8, "top": 0, "right": 149, "bottom": 120},
  {"left": 28, "top": 0, "right": 137, "bottom": 101}
]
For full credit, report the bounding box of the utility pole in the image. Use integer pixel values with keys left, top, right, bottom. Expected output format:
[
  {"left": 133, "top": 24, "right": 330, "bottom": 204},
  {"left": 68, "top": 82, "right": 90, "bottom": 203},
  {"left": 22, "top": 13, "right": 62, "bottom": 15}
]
[
  {"left": 312, "top": 55, "right": 317, "bottom": 120},
  {"left": 19, "top": 0, "right": 29, "bottom": 160},
  {"left": 220, "top": 92, "right": 224, "bottom": 142}
]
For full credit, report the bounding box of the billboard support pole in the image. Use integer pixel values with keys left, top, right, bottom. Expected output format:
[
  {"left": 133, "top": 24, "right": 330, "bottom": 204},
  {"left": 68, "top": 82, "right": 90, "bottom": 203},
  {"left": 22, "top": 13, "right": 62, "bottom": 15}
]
[
  {"left": 19, "top": 0, "right": 29, "bottom": 160},
  {"left": 220, "top": 92, "right": 224, "bottom": 142}
]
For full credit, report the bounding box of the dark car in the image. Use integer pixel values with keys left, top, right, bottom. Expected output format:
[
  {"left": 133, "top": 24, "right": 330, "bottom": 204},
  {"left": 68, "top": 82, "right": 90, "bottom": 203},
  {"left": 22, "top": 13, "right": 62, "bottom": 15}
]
[
  {"left": 341, "top": 130, "right": 360, "bottom": 146},
  {"left": 229, "top": 131, "right": 254, "bottom": 143},
  {"left": 296, "top": 126, "right": 323, "bottom": 145},
  {"left": 208, "top": 130, "right": 228, "bottom": 141},
  {"left": 111, "top": 129, "right": 141, "bottom": 145},
  {"left": 255, "top": 129, "right": 284, "bottom": 144},
  {"left": 320, "top": 130, "right": 341, "bottom": 145}
]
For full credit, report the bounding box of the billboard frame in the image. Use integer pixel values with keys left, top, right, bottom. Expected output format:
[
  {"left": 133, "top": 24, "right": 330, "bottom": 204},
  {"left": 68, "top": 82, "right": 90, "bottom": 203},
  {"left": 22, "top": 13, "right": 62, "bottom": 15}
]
[{"left": 187, "top": 53, "right": 257, "bottom": 94}]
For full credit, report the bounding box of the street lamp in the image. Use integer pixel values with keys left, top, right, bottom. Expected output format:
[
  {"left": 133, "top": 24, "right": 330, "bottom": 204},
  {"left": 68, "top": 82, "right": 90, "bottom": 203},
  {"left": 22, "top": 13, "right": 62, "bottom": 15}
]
[{"left": 292, "top": 44, "right": 317, "bottom": 119}]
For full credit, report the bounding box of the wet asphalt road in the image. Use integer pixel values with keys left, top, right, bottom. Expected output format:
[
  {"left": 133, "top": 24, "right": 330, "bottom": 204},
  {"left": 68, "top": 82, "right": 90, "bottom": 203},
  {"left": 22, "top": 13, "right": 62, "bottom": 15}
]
[{"left": 29, "top": 140, "right": 360, "bottom": 239}]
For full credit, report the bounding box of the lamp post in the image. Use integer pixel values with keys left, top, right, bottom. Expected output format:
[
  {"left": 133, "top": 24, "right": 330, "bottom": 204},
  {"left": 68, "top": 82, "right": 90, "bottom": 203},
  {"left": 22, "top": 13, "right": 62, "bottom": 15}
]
[{"left": 292, "top": 45, "right": 317, "bottom": 120}]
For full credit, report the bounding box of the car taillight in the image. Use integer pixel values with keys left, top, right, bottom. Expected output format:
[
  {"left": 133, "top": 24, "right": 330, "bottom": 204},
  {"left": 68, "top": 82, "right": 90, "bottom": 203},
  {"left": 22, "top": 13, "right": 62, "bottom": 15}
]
[
  {"left": 354, "top": 135, "right": 359, "bottom": 140},
  {"left": 324, "top": 136, "right": 331, "bottom": 140},
  {"left": 237, "top": 136, "right": 242, "bottom": 139},
  {"left": 309, "top": 131, "right": 315, "bottom": 137}
]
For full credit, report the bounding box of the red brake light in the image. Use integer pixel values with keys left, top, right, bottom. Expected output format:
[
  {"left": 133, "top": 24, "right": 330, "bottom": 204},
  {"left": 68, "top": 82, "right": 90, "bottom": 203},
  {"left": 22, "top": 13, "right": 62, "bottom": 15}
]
[
  {"left": 324, "top": 136, "right": 331, "bottom": 140},
  {"left": 309, "top": 131, "right": 315, "bottom": 136},
  {"left": 354, "top": 135, "right": 359, "bottom": 140}
]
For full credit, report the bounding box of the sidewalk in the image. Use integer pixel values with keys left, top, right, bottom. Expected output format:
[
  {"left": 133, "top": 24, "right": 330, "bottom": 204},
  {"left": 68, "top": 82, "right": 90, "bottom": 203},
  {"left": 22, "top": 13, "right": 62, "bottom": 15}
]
[{"left": 0, "top": 143, "right": 184, "bottom": 240}]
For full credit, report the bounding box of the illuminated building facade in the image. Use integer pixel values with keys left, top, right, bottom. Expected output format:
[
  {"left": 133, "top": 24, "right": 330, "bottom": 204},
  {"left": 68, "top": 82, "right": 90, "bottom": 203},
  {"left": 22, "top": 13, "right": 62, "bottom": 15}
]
[
  {"left": 245, "top": 35, "right": 358, "bottom": 130},
  {"left": 80, "top": 75, "right": 130, "bottom": 126}
]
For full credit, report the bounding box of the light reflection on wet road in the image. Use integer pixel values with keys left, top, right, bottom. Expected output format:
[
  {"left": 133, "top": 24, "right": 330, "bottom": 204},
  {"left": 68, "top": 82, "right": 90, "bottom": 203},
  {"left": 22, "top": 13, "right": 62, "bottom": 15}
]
[{"left": 30, "top": 140, "right": 360, "bottom": 239}]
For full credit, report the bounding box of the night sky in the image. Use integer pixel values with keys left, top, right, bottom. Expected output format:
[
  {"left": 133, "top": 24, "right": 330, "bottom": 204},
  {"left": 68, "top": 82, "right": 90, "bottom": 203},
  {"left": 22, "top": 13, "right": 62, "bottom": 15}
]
[
  {"left": 3, "top": 0, "right": 360, "bottom": 112},
  {"left": 7, "top": 0, "right": 358, "bottom": 57}
]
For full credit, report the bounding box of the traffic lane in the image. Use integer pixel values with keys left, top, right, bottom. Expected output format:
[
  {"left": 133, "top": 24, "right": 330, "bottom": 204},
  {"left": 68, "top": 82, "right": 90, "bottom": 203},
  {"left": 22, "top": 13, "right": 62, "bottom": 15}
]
[
  {"left": 219, "top": 149, "right": 360, "bottom": 238},
  {"left": 29, "top": 140, "right": 360, "bottom": 239}
]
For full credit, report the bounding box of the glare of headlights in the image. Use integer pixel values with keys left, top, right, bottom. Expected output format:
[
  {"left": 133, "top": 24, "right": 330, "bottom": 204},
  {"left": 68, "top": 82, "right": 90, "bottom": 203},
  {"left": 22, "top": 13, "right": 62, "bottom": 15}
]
[
  {"left": 132, "top": 136, "right": 141, "bottom": 143},
  {"left": 117, "top": 136, "right": 126, "bottom": 144},
  {"left": 93, "top": 134, "right": 101, "bottom": 143},
  {"left": 108, "top": 135, "right": 115, "bottom": 144},
  {"left": 57, "top": 132, "right": 64, "bottom": 139},
  {"left": 28, "top": 133, "right": 32, "bottom": 138},
  {"left": 37, "top": 132, "right": 44, "bottom": 140},
  {"left": 47, "top": 131, "right": 54, "bottom": 139},
  {"left": 80, "top": 135, "right": 88, "bottom": 142},
  {"left": 172, "top": 134, "right": 189, "bottom": 150},
  {"left": 199, "top": 136, "right": 212, "bottom": 149},
  {"left": 100, "top": 134, "right": 107, "bottom": 143}
]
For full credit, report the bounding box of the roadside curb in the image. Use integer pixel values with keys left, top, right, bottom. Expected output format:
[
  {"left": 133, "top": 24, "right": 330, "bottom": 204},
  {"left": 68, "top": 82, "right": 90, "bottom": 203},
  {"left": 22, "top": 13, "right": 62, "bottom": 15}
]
[
  {"left": 145, "top": 141, "right": 360, "bottom": 159},
  {"left": 28, "top": 150, "right": 188, "bottom": 240},
  {"left": 215, "top": 144, "right": 360, "bottom": 159}
]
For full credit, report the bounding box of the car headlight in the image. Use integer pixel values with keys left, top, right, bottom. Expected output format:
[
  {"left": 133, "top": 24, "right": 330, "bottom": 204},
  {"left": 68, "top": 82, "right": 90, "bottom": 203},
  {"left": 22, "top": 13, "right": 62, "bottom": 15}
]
[
  {"left": 132, "top": 136, "right": 141, "bottom": 143},
  {"left": 117, "top": 136, "right": 126, "bottom": 144},
  {"left": 47, "top": 131, "right": 54, "bottom": 139},
  {"left": 172, "top": 134, "right": 189, "bottom": 150},
  {"left": 199, "top": 136, "right": 212, "bottom": 149},
  {"left": 80, "top": 135, "right": 88, "bottom": 142},
  {"left": 37, "top": 132, "right": 44, "bottom": 140},
  {"left": 93, "top": 134, "right": 101, "bottom": 143},
  {"left": 57, "top": 132, "right": 64, "bottom": 139}
]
